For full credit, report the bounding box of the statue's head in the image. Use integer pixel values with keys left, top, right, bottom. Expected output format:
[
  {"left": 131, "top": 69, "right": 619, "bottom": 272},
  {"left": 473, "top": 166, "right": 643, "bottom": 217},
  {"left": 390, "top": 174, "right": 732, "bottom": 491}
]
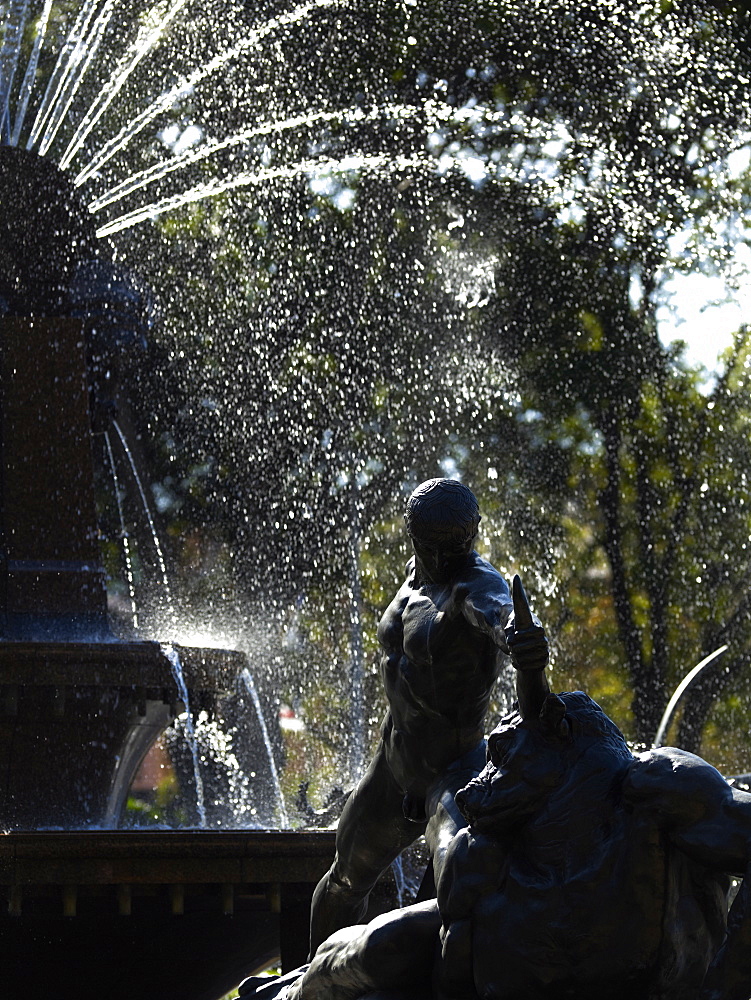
[
  {"left": 405, "top": 478, "right": 480, "bottom": 582},
  {"left": 456, "top": 691, "right": 633, "bottom": 834}
]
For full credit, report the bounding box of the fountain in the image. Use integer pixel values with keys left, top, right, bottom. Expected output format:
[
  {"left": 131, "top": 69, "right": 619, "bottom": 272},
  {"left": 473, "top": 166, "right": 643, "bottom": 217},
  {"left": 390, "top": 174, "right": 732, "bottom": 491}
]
[
  {"left": 1, "top": 1, "right": 751, "bottom": 997},
  {"left": 0, "top": 72, "right": 333, "bottom": 1000},
  {"left": 0, "top": 143, "right": 238, "bottom": 812},
  {"left": 0, "top": 174, "right": 337, "bottom": 998}
]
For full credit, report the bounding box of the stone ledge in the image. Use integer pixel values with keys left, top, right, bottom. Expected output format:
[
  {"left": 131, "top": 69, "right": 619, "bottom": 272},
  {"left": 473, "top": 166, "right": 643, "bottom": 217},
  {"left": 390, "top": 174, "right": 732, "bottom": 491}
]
[{"left": 0, "top": 830, "right": 336, "bottom": 885}]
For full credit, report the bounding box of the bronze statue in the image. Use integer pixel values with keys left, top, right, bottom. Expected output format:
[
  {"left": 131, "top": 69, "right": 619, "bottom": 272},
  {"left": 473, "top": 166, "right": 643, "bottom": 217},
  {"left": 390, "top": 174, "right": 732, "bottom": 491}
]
[
  {"left": 307, "top": 478, "right": 550, "bottom": 954},
  {"left": 243, "top": 690, "right": 751, "bottom": 1000},
  {"left": 237, "top": 489, "right": 751, "bottom": 999}
]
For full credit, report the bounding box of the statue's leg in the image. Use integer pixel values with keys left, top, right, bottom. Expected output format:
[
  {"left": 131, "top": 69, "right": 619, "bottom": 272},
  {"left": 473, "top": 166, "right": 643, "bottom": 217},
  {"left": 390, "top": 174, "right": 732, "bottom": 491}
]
[
  {"left": 309, "top": 743, "right": 426, "bottom": 956},
  {"left": 424, "top": 741, "right": 486, "bottom": 888},
  {"left": 292, "top": 900, "right": 440, "bottom": 1000}
]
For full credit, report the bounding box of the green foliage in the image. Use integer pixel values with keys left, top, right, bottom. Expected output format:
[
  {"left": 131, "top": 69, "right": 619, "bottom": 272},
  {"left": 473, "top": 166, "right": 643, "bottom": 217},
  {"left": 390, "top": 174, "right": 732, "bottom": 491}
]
[
  {"left": 109, "top": 0, "right": 751, "bottom": 762},
  {"left": 123, "top": 770, "right": 187, "bottom": 828},
  {"left": 13, "top": 0, "right": 751, "bottom": 770}
]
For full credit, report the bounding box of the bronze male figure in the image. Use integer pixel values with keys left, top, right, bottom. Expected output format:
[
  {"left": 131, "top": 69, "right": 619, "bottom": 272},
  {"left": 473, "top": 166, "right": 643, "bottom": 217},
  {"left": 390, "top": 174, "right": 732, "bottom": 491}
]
[{"left": 308, "top": 478, "right": 549, "bottom": 954}]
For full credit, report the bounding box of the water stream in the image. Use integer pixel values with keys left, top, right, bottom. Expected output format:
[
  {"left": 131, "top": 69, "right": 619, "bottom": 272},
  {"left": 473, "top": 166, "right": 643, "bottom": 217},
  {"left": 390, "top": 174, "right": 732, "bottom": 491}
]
[
  {"left": 35, "top": 0, "right": 116, "bottom": 156},
  {"left": 239, "top": 667, "right": 290, "bottom": 828},
  {"left": 391, "top": 855, "right": 408, "bottom": 908},
  {"left": 112, "top": 419, "right": 174, "bottom": 624},
  {"left": 0, "top": 0, "right": 28, "bottom": 141},
  {"left": 8, "top": 0, "right": 51, "bottom": 145},
  {"left": 162, "top": 642, "right": 207, "bottom": 828},
  {"left": 103, "top": 428, "right": 139, "bottom": 630}
]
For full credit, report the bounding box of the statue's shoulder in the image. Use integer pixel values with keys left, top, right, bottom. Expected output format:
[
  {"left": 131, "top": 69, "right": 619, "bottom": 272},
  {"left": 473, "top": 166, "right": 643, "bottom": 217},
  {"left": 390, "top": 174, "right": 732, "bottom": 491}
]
[
  {"left": 624, "top": 747, "right": 734, "bottom": 824},
  {"left": 380, "top": 559, "right": 416, "bottom": 624},
  {"left": 461, "top": 552, "right": 508, "bottom": 594}
]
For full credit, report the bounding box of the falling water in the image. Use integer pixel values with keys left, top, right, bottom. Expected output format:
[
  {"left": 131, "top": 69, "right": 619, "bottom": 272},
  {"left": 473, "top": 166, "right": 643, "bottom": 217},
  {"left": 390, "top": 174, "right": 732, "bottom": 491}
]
[
  {"left": 35, "top": 0, "right": 117, "bottom": 157},
  {"left": 347, "top": 477, "right": 365, "bottom": 784},
  {"left": 653, "top": 646, "right": 730, "bottom": 749},
  {"left": 0, "top": 0, "right": 28, "bottom": 141},
  {"left": 390, "top": 847, "right": 429, "bottom": 908},
  {"left": 239, "top": 667, "right": 290, "bottom": 828},
  {"left": 24, "top": 0, "right": 98, "bottom": 150},
  {"left": 162, "top": 643, "right": 207, "bottom": 827},
  {"left": 9, "top": 0, "right": 52, "bottom": 145},
  {"left": 111, "top": 419, "right": 174, "bottom": 624},
  {"left": 103, "top": 429, "right": 139, "bottom": 630},
  {"left": 94, "top": 152, "right": 427, "bottom": 237},
  {"left": 87, "top": 105, "right": 402, "bottom": 211},
  {"left": 391, "top": 855, "right": 407, "bottom": 908}
]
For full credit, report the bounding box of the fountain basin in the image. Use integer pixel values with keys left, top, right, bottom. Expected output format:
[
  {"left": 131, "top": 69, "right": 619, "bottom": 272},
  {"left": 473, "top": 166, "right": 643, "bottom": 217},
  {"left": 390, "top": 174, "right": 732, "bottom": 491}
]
[
  {"left": 0, "top": 642, "right": 244, "bottom": 829},
  {"left": 0, "top": 829, "right": 336, "bottom": 1000}
]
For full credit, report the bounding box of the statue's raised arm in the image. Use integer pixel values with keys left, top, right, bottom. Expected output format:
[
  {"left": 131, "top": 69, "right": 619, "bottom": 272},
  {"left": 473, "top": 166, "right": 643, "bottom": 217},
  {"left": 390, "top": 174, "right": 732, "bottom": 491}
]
[{"left": 505, "top": 574, "right": 550, "bottom": 719}]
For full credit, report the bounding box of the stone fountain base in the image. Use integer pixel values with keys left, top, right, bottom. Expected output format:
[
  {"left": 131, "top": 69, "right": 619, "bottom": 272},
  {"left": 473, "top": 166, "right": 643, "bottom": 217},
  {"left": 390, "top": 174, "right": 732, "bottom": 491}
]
[
  {"left": 0, "top": 830, "right": 336, "bottom": 1000},
  {"left": 0, "top": 641, "right": 244, "bottom": 830}
]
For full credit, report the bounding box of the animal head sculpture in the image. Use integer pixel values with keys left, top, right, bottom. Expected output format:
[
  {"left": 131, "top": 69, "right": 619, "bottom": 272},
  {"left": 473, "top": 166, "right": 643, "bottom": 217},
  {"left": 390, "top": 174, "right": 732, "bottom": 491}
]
[{"left": 456, "top": 691, "right": 634, "bottom": 834}]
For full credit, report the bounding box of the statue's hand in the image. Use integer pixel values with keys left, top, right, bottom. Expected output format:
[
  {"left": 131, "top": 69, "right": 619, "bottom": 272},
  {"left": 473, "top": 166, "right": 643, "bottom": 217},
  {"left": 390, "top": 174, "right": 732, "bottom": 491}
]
[{"left": 504, "top": 575, "right": 549, "bottom": 672}]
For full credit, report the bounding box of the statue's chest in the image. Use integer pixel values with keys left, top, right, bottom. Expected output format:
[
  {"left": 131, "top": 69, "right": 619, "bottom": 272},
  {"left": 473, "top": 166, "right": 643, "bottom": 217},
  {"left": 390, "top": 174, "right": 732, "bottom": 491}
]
[
  {"left": 379, "top": 583, "right": 466, "bottom": 673},
  {"left": 393, "top": 587, "right": 463, "bottom": 668}
]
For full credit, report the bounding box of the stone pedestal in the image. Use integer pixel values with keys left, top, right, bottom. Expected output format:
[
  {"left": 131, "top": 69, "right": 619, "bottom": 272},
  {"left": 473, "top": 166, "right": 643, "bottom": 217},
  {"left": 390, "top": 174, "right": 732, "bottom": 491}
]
[{"left": 0, "top": 317, "right": 108, "bottom": 640}]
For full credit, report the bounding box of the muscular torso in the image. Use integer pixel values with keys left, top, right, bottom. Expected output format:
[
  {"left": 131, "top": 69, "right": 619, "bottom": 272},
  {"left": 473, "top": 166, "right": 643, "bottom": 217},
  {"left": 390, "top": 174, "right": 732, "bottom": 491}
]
[{"left": 376, "top": 552, "right": 512, "bottom": 791}]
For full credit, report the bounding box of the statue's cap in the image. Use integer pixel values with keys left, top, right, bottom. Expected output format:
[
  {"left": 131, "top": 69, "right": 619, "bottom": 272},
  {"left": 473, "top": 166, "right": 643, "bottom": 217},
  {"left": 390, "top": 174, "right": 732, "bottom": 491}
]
[{"left": 404, "top": 478, "right": 480, "bottom": 545}]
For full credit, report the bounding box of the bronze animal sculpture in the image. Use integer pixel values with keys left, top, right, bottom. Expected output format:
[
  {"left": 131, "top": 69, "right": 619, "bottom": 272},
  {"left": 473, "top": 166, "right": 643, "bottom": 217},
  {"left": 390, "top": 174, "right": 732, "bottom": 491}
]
[
  {"left": 436, "top": 691, "right": 744, "bottom": 1000},
  {"left": 240, "top": 576, "right": 751, "bottom": 1000}
]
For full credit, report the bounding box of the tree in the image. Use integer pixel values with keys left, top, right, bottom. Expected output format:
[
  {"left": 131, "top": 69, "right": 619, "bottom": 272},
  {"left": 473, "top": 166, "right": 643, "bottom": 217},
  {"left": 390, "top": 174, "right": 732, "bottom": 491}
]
[{"left": 19, "top": 0, "right": 749, "bottom": 762}]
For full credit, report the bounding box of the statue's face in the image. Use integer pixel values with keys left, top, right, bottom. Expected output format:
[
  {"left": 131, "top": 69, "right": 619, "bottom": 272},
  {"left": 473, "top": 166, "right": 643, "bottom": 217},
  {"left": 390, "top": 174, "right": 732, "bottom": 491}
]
[
  {"left": 408, "top": 527, "right": 476, "bottom": 584},
  {"left": 457, "top": 720, "right": 567, "bottom": 832}
]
